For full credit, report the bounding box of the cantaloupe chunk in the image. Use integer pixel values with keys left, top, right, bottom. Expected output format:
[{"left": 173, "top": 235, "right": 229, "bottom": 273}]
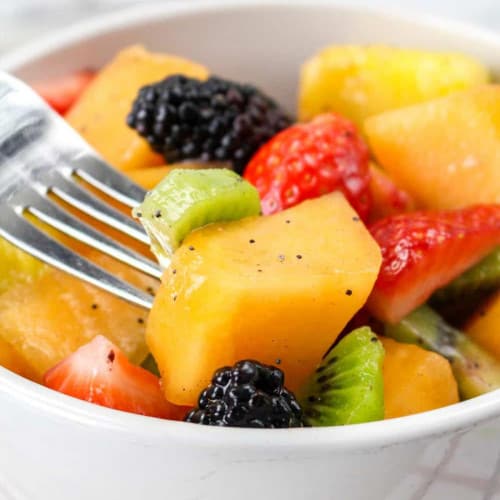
[
  {"left": 0, "top": 252, "right": 157, "bottom": 378},
  {"left": 146, "top": 192, "right": 382, "bottom": 406},
  {"left": 380, "top": 336, "right": 459, "bottom": 419},
  {"left": 365, "top": 85, "right": 500, "bottom": 209},
  {"left": 0, "top": 238, "right": 46, "bottom": 295},
  {"left": 0, "top": 336, "right": 38, "bottom": 381},
  {"left": 466, "top": 291, "right": 500, "bottom": 360},
  {"left": 299, "top": 45, "right": 489, "bottom": 127},
  {"left": 66, "top": 46, "right": 208, "bottom": 171}
]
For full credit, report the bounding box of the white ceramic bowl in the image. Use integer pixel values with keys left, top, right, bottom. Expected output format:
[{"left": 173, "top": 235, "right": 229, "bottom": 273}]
[{"left": 1, "top": 2, "right": 500, "bottom": 499}]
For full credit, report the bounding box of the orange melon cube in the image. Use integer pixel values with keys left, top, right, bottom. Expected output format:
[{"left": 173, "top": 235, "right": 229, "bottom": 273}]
[
  {"left": 0, "top": 336, "right": 38, "bottom": 382},
  {"left": 146, "top": 193, "right": 382, "bottom": 406},
  {"left": 365, "top": 85, "right": 500, "bottom": 209},
  {"left": 66, "top": 46, "right": 208, "bottom": 171},
  {"left": 0, "top": 252, "right": 157, "bottom": 378},
  {"left": 381, "top": 336, "right": 459, "bottom": 419}
]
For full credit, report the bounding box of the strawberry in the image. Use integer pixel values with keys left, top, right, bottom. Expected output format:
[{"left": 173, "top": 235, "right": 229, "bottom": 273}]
[
  {"left": 244, "top": 113, "right": 371, "bottom": 219},
  {"left": 368, "top": 164, "right": 415, "bottom": 222},
  {"left": 44, "top": 335, "right": 180, "bottom": 419},
  {"left": 368, "top": 205, "right": 500, "bottom": 324},
  {"left": 32, "top": 70, "right": 95, "bottom": 115}
]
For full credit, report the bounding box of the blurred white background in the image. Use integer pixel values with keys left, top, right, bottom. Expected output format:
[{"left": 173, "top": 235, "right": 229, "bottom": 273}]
[{"left": 0, "top": 0, "right": 499, "bottom": 54}]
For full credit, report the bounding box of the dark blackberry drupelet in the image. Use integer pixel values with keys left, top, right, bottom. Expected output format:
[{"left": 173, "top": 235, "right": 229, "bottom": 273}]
[
  {"left": 126, "top": 75, "right": 292, "bottom": 174},
  {"left": 185, "top": 360, "right": 303, "bottom": 428}
]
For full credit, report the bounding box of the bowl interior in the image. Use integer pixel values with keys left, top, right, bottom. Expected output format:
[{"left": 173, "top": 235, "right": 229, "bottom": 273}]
[
  {"left": 1, "top": 0, "right": 500, "bottom": 446},
  {"left": 4, "top": 1, "right": 500, "bottom": 113}
]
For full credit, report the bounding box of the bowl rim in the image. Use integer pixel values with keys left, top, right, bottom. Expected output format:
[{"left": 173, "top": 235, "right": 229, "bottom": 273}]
[{"left": 1, "top": 0, "right": 500, "bottom": 450}]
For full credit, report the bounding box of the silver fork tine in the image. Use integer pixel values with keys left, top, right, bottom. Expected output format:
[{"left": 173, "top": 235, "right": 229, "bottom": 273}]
[
  {"left": 73, "top": 155, "right": 147, "bottom": 208},
  {"left": 48, "top": 172, "right": 150, "bottom": 244},
  {"left": 24, "top": 186, "right": 162, "bottom": 279},
  {"left": 0, "top": 71, "right": 164, "bottom": 307},
  {"left": 0, "top": 207, "right": 154, "bottom": 309}
]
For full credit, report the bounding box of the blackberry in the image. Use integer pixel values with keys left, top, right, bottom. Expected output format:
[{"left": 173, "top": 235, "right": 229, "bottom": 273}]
[
  {"left": 185, "top": 360, "right": 303, "bottom": 428},
  {"left": 127, "top": 75, "right": 292, "bottom": 174}
]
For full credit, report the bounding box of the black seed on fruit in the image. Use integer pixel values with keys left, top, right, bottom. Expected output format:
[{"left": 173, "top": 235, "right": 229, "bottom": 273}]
[
  {"left": 327, "top": 356, "right": 338, "bottom": 366},
  {"left": 352, "top": 216, "right": 360, "bottom": 222},
  {"left": 135, "top": 211, "right": 142, "bottom": 218},
  {"left": 107, "top": 350, "right": 115, "bottom": 363},
  {"left": 188, "top": 245, "right": 195, "bottom": 251},
  {"left": 305, "top": 408, "right": 321, "bottom": 419},
  {"left": 317, "top": 375, "right": 329, "bottom": 384},
  {"left": 172, "top": 294, "right": 177, "bottom": 302},
  {"left": 370, "top": 337, "right": 378, "bottom": 343},
  {"left": 296, "top": 254, "right": 302, "bottom": 260},
  {"left": 345, "top": 289, "right": 353, "bottom": 296},
  {"left": 137, "top": 318, "right": 144, "bottom": 324},
  {"left": 285, "top": 220, "right": 291, "bottom": 224},
  {"left": 172, "top": 269, "right": 177, "bottom": 274},
  {"left": 154, "top": 209, "right": 162, "bottom": 218},
  {"left": 91, "top": 303, "right": 98, "bottom": 310},
  {"left": 249, "top": 239, "right": 255, "bottom": 244}
]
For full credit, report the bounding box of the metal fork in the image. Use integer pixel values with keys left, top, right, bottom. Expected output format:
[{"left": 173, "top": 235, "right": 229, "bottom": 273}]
[{"left": 0, "top": 71, "right": 162, "bottom": 309}]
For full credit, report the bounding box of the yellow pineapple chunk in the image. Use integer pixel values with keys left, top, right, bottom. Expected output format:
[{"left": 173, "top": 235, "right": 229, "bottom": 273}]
[
  {"left": 365, "top": 85, "right": 500, "bottom": 209},
  {"left": 466, "top": 292, "right": 500, "bottom": 360},
  {"left": 146, "top": 193, "right": 382, "bottom": 406},
  {"left": 299, "top": 45, "right": 489, "bottom": 127},
  {"left": 66, "top": 45, "right": 208, "bottom": 171}
]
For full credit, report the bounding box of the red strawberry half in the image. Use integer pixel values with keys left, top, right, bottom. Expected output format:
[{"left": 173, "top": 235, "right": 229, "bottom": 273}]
[
  {"left": 244, "top": 113, "right": 372, "bottom": 220},
  {"left": 44, "top": 335, "right": 179, "bottom": 419},
  {"left": 368, "top": 205, "right": 500, "bottom": 324},
  {"left": 32, "top": 70, "right": 95, "bottom": 115}
]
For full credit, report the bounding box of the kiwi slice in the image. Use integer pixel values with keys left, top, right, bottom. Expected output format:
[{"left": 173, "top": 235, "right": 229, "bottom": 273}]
[
  {"left": 431, "top": 247, "right": 500, "bottom": 325},
  {"left": 300, "top": 327, "right": 385, "bottom": 426},
  {"left": 134, "top": 168, "right": 261, "bottom": 267},
  {"left": 434, "top": 247, "right": 500, "bottom": 302},
  {"left": 384, "top": 305, "right": 500, "bottom": 400},
  {"left": 141, "top": 353, "right": 160, "bottom": 377}
]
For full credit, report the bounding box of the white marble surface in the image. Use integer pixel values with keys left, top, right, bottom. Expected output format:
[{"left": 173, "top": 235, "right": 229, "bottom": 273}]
[{"left": 0, "top": 0, "right": 499, "bottom": 54}]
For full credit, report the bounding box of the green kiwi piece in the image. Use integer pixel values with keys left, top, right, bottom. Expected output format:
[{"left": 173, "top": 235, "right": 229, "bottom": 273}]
[
  {"left": 431, "top": 247, "right": 500, "bottom": 325},
  {"left": 384, "top": 305, "right": 500, "bottom": 400},
  {"left": 134, "top": 168, "right": 261, "bottom": 267},
  {"left": 141, "top": 353, "right": 160, "bottom": 377},
  {"left": 300, "top": 327, "right": 385, "bottom": 426}
]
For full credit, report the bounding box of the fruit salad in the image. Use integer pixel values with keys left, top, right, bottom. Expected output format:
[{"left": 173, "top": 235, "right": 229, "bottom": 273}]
[{"left": 1, "top": 44, "right": 498, "bottom": 428}]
